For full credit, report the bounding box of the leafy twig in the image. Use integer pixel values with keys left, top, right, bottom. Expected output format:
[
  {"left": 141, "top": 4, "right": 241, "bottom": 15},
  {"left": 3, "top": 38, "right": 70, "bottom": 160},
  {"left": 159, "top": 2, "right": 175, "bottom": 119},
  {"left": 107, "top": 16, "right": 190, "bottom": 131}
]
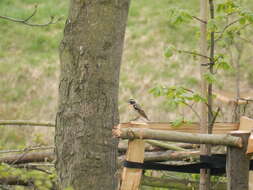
[{"left": 215, "top": 19, "right": 239, "bottom": 42}]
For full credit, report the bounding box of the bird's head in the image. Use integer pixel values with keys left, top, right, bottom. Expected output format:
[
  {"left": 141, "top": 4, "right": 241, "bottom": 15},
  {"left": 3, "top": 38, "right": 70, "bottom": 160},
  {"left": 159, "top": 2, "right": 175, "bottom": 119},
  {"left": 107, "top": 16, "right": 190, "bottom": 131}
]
[{"left": 128, "top": 99, "right": 136, "bottom": 105}]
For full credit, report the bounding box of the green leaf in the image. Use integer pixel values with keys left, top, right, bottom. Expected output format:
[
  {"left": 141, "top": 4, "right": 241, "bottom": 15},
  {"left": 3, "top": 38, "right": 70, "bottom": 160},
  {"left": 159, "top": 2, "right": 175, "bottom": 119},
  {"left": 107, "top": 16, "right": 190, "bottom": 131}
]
[
  {"left": 192, "top": 94, "right": 207, "bottom": 103},
  {"left": 217, "top": 3, "right": 225, "bottom": 13},
  {"left": 149, "top": 86, "right": 165, "bottom": 97},
  {"left": 240, "top": 9, "right": 253, "bottom": 23},
  {"left": 168, "top": 8, "right": 192, "bottom": 25},
  {"left": 164, "top": 46, "right": 174, "bottom": 58},
  {"left": 239, "top": 17, "right": 246, "bottom": 25},
  {"left": 219, "top": 61, "right": 231, "bottom": 70},
  {"left": 203, "top": 72, "right": 218, "bottom": 84},
  {"left": 207, "top": 19, "right": 217, "bottom": 32},
  {"left": 172, "top": 117, "right": 184, "bottom": 127}
]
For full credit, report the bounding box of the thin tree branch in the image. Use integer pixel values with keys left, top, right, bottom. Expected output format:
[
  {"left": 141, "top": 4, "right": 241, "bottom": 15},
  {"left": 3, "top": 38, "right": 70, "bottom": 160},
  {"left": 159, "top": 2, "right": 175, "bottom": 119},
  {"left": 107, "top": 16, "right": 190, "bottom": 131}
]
[
  {"left": 176, "top": 49, "right": 212, "bottom": 60},
  {"left": 0, "top": 120, "right": 55, "bottom": 127},
  {"left": 23, "top": 5, "right": 38, "bottom": 22},
  {"left": 192, "top": 16, "right": 207, "bottom": 24},
  {"left": 215, "top": 19, "right": 239, "bottom": 42},
  {"left": 183, "top": 102, "right": 201, "bottom": 121},
  {"left": 237, "top": 35, "right": 253, "bottom": 46},
  {"left": 0, "top": 146, "right": 54, "bottom": 154},
  {"left": 210, "top": 107, "right": 221, "bottom": 128},
  {"left": 0, "top": 5, "right": 62, "bottom": 27},
  {"left": 237, "top": 22, "right": 253, "bottom": 32}
]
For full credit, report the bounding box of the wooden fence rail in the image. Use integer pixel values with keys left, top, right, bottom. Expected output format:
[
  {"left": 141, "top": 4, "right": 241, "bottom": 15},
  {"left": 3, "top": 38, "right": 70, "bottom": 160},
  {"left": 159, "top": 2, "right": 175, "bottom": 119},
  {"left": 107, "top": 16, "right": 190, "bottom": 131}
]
[{"left": 113, "top": 127, "right": 242, "bottom": 147}]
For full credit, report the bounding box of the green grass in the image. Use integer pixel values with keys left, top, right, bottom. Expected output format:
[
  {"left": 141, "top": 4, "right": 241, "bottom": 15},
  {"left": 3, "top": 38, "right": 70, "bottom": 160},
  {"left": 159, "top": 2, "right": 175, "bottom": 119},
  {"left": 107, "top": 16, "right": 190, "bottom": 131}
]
[
  {"left": 0, "top": 0, "right": 66, "bottom": 121},
  {"left": 1, "top": 0, "right": 252, "bottom": 121}
]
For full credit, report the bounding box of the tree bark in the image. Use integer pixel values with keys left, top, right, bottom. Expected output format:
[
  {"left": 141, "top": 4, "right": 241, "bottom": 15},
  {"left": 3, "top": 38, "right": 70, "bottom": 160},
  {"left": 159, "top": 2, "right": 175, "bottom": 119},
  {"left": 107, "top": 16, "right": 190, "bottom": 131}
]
[
  {"left": 199, "top": 0, "right": 210, "bottom": 189},
  {"left": 55, "top": 1, "right": 130, "bottom": 189}
]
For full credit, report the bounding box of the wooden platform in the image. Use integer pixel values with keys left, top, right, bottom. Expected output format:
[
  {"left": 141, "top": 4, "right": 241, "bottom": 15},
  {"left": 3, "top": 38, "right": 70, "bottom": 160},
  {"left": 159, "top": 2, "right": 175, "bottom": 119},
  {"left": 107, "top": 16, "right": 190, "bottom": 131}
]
[{"left": 120, "top": 122, "right": 239, "bottom": 134}]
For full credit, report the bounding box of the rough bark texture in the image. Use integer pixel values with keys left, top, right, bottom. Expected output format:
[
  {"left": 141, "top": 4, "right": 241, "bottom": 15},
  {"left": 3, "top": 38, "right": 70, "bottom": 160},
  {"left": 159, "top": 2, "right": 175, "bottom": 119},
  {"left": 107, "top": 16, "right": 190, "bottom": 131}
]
[{"left": 55, "top": 0, "right": 130, "bottom": 189}]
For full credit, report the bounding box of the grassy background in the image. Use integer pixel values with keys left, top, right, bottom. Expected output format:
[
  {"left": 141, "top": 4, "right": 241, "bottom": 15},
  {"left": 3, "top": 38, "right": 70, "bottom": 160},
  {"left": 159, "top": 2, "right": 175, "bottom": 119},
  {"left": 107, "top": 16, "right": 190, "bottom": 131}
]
[
  {"left": 0, "top": 0, "right": 253, "bottom": 152},
  {"left": 0, "top": 0, "right": 202, "bottom": 123}
]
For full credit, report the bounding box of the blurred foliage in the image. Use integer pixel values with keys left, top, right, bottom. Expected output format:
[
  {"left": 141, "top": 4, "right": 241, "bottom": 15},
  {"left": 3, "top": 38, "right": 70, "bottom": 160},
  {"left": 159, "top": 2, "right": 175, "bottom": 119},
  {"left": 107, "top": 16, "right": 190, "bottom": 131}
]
[{"left": 0, "top": 163, "right": 56, "bottom": 190}]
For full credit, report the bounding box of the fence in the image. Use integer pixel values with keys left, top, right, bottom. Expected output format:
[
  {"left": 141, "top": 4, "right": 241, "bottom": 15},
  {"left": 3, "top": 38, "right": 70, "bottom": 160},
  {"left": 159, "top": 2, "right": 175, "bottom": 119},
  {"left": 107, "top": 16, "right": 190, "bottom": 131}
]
[{"left": 113, "top": 116, "right": 253, "bottom": 190}]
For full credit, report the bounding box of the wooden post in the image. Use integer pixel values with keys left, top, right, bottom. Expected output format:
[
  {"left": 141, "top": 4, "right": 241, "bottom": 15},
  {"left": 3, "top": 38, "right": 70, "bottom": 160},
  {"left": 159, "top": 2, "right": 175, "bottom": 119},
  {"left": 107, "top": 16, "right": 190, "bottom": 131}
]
[
  {"left": 120, "top": 139, "right": 145, "bottom": 190},
  {"left": 238, "top": 116, "right": 253, "bottom": 155},
  {"left": 226, "top": 131, "right": 250, "bottom": 190}
]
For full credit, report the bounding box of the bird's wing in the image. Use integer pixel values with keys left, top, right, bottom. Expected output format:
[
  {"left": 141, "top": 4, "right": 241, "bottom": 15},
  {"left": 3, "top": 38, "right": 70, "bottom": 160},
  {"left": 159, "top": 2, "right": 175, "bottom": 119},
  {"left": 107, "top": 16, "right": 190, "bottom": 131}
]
[{"left": 134, "top": 104, "right": 149, "bottom": 120}]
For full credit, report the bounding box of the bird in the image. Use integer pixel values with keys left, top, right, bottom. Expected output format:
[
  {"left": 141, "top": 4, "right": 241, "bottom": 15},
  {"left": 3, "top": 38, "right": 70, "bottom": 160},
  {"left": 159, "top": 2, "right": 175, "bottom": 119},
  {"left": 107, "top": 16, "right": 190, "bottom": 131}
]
[{"left": 128, "top": 99, "right": 150, "bottom": 121}]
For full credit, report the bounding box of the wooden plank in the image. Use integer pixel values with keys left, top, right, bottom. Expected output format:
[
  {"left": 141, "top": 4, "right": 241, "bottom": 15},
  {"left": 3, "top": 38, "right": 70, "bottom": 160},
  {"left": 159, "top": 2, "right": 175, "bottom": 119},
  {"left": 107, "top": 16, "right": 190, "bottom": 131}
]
[
  {"left": 226, "top": 131, "right": 250, "bottom": 190},
  {"left": 247, "top": 130, "right": 253, "bottom": 155},
  {"left": 120, "top": 139, "right": 145, "bottom": 190},
  {"left": 236, "top": 117, "right": 253, "bottom": 155},
  {"left": 239, "top": 116, "right": 253, "bottom": 131},
  {"left": 119, "top": 122, "right": 239, "bottom": 134}
]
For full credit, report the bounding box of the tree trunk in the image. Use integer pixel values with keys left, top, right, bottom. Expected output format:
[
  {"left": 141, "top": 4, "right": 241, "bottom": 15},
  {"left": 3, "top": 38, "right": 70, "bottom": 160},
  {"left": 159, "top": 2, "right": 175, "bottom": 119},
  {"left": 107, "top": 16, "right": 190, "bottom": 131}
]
[
  {"left": 199, "top": 0, "right": 210, "bottom": 189},
  {"left": 55, "top": 1, "right": 130, "bottom": 189}
]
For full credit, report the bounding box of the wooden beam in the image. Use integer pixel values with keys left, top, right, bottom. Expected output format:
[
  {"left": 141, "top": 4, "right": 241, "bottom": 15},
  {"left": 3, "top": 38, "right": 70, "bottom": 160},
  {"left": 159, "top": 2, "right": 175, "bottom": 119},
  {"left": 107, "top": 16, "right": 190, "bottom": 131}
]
[
  {"left": 118, "top": 150, "right": 200, "bottom": 164},
  {"left": 120, "top": 139, "right": 145, "bottom": 190},
  {"left": 113, "top": 127, "right": 242, "bottom": 147},
  {"left": 0, "top": 120, "right": 55, "bottom": 127},
  {"left": 0, "top": 151, "right": 54, "bottom": 164},
  {"left": 226, "top": 131, "right": 250, "bottom": 190},
  {"left": 119, "top": 122, "right": 238, "bottom": 134},
  {"left": 142, "top": 150, "right": 199, "bottom": 162},
  {"left": 239, "top": 116, "right": 253, "bottom": 131},
  {"left": 247, "top": 130, "right": 253, "bottom": 155},
  {"left": 237, "top": 116, "right": 253, "bottom": 155}
]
